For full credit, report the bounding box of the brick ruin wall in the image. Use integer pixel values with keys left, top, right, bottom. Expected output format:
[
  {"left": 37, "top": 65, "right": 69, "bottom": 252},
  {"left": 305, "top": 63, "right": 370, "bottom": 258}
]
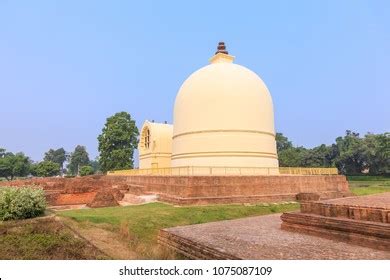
[
  {"left": 121, "top": 175, "right": 351, "bottom": 204},
  {"left": 0, "top": 174, "right": 351, "bottom": 207},
  {"left": 280, "top": 193, "right": 390, "bottom": 251},
  {"left": 0, "top": 176, "right": 124, "bottom": 207}
]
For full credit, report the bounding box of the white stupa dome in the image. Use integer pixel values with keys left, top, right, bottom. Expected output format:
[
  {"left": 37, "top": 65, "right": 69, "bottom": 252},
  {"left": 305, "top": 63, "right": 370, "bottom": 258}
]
[{"left": 171, "top": 42, "right": 278, "bottom": 168}]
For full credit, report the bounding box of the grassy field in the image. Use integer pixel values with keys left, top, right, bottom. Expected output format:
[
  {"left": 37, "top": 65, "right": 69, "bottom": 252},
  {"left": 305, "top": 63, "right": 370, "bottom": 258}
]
[
  {"left": 0, "top": 217, "right": 108, "bottom": 260},
  {"left": 348, "top": 176, "right": 390, "bottom": 196},
  {"left": 59, "top": 202, "right": 299, "bottom": 258}
]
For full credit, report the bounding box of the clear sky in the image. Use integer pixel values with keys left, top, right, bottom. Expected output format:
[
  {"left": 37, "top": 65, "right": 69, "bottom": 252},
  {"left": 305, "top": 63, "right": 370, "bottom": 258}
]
[{"left": 1, "top": 0, "right": 389, "bottom": 162}]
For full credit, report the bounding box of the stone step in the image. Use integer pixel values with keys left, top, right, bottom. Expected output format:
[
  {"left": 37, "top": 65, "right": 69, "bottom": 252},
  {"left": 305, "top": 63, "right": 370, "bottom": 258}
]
[
  {"left": 118, "top": 193, "right": 158, "bottom": 206},
  {"left": 158, "top": 229, "right": 238, "bottom": 260},
  {"left": 120, "top": 193, "right": 144, "bottom": 204},
  {"left": 281, "top": 212, "right": 390, "bottom": 251},
  {"left": 300, "top": 200, "right": 390, "bottom": 223}
]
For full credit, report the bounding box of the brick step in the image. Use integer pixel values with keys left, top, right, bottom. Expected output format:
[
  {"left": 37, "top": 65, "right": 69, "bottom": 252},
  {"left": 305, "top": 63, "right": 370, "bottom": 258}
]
[
  {"left": 281, "top": 212, "right": 390, "bottom": 251},
  {"left": 158, "top": 193, "right": 299, "bottom": 205},
  {"left": 120, "top": 193, "right": 145, "bottom": 204},
  {"left": 158, "top": 229, "right": 238, "bottom": 260},
  {"left": 118, "top": 184, "right": 147, "bottom": 195},
  {"left": 301, "top": 201, "right": 390, "bottom": 223}
]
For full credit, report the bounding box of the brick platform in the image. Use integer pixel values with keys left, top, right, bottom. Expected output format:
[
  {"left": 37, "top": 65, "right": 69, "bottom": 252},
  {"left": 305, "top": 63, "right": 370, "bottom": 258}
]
[
  {"left": 158, "top": 214, "right": 390, "bottom": 259},
  {"left": 0, "top": 174, "right": 351, "bottom": 206},
  {"left": 119, "top": 175, "right": 350, "bottom": 205},
  {"left": 281, "top": 193, "right": 390, "bottom": 251},
  {"left": 299, "top": 193, "right": 390, "bottom": 223}
]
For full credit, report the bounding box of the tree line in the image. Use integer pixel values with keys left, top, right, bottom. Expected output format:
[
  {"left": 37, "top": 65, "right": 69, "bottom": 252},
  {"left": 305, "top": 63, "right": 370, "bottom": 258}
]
[
  {"left": 277, "top": 130, "right": 389, "bottom": 175},
  {"left": 0, "top": 112, "right": 138, "bottom": 180},
  {"left": 0, "top": 145, "right": 97, "bottom": 180},
  {"left": 0, "top": 111, "right": 388, "bottom": 180}
]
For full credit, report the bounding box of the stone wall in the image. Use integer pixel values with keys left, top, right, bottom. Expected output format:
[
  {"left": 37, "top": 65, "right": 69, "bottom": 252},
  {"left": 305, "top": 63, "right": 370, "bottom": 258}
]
[
  {"left": 0, "top": 176, "right": 124, "bottom": 206},
  {"left": 119, "top": 175, "right": 350, "bottom": 205},
  {"left": 0, "top": 174, "right": 351, "bottom": 206}
]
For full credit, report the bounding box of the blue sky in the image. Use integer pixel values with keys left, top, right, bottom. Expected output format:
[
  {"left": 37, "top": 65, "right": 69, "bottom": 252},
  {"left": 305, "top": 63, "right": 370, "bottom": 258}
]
[{"left": 0, "top": 0, "right": 389, "bottom": 162}]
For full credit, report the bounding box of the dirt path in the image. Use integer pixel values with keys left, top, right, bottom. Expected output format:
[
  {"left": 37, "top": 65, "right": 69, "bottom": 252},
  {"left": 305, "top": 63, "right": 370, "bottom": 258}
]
[{"left": 57, "top": 216, "right": 137, "bottom": 260}]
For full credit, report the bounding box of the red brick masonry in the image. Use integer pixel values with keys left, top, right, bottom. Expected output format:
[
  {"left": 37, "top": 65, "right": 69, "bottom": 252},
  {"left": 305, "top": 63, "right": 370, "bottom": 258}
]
[
  {"left": 120, "top": 175, "right": 350, "bottom": 205},
  {"left": 281, "top": 193, "right": 390, "bottom": 251},
  {"left": 0, "top": 174, "right": 350, "bottom": 206},
  {"left": 158, "top": 214, "right": 390, "bottom": 259}
]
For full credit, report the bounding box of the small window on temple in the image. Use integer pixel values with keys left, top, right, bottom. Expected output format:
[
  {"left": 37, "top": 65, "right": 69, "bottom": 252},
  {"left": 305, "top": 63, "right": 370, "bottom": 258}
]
[{"left": 144, "top": 128, "right": 150, "bottom": 149}]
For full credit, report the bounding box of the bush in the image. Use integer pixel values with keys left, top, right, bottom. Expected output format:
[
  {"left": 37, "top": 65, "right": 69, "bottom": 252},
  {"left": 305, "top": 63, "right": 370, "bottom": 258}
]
[
  {"left": 79, "top": 166, "right": 94, "bottom": 176},
  {"left": 30, "top": 161, "right": 60, "bottom": 177},
  {"left": 0, "top": 187, "right": 46, "bottom": 221}
]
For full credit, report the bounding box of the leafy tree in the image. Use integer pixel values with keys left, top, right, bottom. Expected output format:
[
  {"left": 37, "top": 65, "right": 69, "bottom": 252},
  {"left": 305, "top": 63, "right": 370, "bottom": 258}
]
[
  {"left": 364, "top": 132, "right": 390, "bottom": 175},
  {"left": 89, "top": 157, "right": 101, "bottom": 173},
  {"left": 30, "top": 161, "right": 60, "bottom": 177},
  {"left": 275, "top": 131, "right": 389, "bottom": 175},
  {"left": 67, "top": 145, "right": 90, "bottom": 175},
  {"left": 98, "top": 112, "right": 139, "bottom": 173},
  {"left": 0, "top": 150, "right": 31, "bottom": 180},
  {"left": 334, "top": 131, "right": 369, "bottom": 175},
  {"left": 300, "top": 144, "right": 336, "bottom": 167},
  {"left": 79, "top": 165, "right": 94, "bottom": 176},
  {"left": 275, "top": 133, "right": 293, "bottom": 152},
  {"left": 278, "top": 147, "right": 307, "bottom": 167},
  {"left": 43, "top": 148, "right": 67, "bottom": 173},
  {"left": 0, "top": 148, "right": 7, "bottom": 157},
  {"left": 276, "top": 133, "right": 300, "bottom": 167}
]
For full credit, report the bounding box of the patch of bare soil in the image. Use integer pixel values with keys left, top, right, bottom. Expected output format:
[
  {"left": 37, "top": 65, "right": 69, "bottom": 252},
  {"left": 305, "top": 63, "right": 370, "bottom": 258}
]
[{"left": 58, "top": 216, "right": 137, "bottom": 259}]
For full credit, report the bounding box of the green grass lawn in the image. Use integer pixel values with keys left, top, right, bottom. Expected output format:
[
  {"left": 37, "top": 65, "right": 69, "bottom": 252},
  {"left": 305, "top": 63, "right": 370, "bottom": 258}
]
[{"left": 348, "top": 176, "right": 390, "bottom": 196}]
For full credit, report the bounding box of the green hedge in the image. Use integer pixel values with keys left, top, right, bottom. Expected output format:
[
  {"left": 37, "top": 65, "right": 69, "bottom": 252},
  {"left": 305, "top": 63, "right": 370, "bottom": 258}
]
[{"left": 0, "top": 187, "right": 46, "bottom": 221}]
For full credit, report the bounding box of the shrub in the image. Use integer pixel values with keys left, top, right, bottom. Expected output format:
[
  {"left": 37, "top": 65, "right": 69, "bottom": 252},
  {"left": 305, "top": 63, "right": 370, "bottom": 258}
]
[
  {"left": 79, "top": 165, "right": 94, "bottom": 176},
  {"left": 0, "top": 187, "right": 46, "bottom": 221},
  {"left": 30, "top": 161, "right": 60, "bottom": 177}
]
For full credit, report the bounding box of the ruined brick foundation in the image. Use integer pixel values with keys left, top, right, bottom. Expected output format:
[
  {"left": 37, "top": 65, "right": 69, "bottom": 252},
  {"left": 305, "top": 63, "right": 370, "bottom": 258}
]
[
  {"left": 0, "top": 174, "right": 351, "bottom": 207},
  {"left": 281, "top": 193, "right": 390, "bottom": 251}
]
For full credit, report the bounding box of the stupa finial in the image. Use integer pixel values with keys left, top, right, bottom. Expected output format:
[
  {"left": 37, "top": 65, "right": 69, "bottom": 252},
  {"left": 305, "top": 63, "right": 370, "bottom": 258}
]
[{"left": 215, "top": 42, "right": 228, "bottom": 55}]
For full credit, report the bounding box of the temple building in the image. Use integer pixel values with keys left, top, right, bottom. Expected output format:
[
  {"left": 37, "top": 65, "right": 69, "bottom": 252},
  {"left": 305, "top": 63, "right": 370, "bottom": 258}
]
[
  {"left": 139, "top": 42, "right": 278, "bottom": 172},
  {"left": 139, "top": 120, "right": 173, "bottom": 169}
]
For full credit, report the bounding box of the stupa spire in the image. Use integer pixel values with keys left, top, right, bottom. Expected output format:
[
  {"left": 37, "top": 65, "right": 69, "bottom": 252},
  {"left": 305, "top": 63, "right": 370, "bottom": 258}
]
[
  {"left": 209, "top": 41, "right": 235, "bottom": 64},
  {"left": 215, "top": 42, "right": 228, "bottom": 55}
]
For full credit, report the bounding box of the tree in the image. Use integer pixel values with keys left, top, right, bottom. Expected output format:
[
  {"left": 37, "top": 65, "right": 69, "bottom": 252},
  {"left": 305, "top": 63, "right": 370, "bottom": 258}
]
[
  {"left": 278, "top": 146, "right": 307, "bottom": 167},
  {"left": 275, "top": 133, "right": 293, "bottom": 152},
  {"left": 364, "top": 132, "right": 390, "bottom": 175},
  {"left": 300, "top": 144, "right": 336, "bottom": 167},
  {"left": 67, "top": 145, "right": 90, "bottom": 175},
  {"left": 43, "top": 148, "right": 67, "bottom": 173},
  {"left": 79, "top": 165, "right": 94, "bottom": 176},
  {"left": 275, "top": 133, "right": 305, "bottom": 166},
  {"left": 275, "top": 131, "right": 390, "bottom": 175},
  {"left": 0, "top": 150, "right": 31, "bottom": 180},
  {"left": 334, "top": 131, "right": 369, "bottom": 175},
  {"left": 30, "top": 161, "right": 60, "bottom": 177},
  {"left": 0, "top": 148, "right": 7, "bottom": 157},
  {"left": 89, "top": 157, "right": 101, "bottom": 173},
  {"left": 98, "top": 112, "right": 139, "bottom": 173}
]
